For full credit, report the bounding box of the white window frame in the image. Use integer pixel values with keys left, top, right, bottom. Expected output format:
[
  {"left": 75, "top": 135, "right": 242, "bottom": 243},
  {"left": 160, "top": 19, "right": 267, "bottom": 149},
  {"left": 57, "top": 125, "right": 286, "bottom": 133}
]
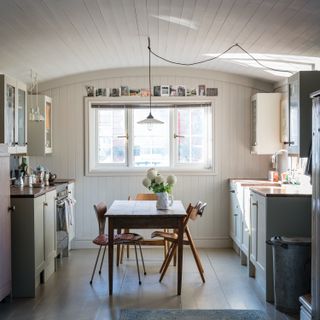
[{"left": 85, "top": 96, "right": 216, "bottom": 176}]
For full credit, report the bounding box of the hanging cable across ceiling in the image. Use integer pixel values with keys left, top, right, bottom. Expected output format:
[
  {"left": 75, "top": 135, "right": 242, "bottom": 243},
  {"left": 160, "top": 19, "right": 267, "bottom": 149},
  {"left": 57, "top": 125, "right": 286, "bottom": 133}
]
[{"left": 148, "top": 41, "right": 294, "bottom": 75}]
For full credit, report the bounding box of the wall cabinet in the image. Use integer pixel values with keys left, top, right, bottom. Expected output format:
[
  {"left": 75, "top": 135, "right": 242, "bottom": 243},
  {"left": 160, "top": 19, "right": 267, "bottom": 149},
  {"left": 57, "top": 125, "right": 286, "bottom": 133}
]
[
  {"left": 27, "top": 95, "right": 52, "bottom": 155},
  {"left": 287, "top": 71, "right": 320, "bottom": 156},
  {"left": 249, "top": 190, "right": 311, "bottom": 302},
  {"left": 11, "top": 189, "right": 56, "bottom": 297},
  {"left": 0, "top": 75, "right": 27, "bottom": 154},
  {"left": 250, "top": 93, "right": 282, "bottom": 155},
  {"left": 0, "top": 146, "right": 11, "bottom": 301}
]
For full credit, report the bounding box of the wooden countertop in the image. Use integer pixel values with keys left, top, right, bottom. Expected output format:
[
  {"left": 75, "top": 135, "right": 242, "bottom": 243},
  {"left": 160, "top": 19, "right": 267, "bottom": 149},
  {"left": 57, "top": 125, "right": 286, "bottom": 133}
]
[
  {"left": 54, "top": 178, "right": 76, "bottom": 184},
  {"left": 250, "top": 185, "right": 312, "bottom": 197},
  {"left": 10, "top": 185, "right": 57, "bottom": 198},
  {"left": 229, "top": 178, "right": 281, "bottom": 187}
]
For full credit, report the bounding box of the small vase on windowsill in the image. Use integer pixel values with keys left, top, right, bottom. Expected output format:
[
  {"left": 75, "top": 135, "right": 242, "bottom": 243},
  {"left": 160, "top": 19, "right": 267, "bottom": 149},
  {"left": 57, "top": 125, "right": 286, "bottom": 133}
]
[{"left": 156, "top": 192, "right": 173, "bottom": 210}]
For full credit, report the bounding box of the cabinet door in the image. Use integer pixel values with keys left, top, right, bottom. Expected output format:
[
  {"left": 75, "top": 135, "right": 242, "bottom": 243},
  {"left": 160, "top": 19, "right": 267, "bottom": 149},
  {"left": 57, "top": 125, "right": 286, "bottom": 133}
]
[
  {"left": 241, "top": 187, "right": 251, "bottom": 255},
  {"left": 0, "top": 154, "right": 10, "bottom": 300},
  {"left": 44, "top": 190, "right": 56, "bottom": 262},
  {"left": 5, "top": 79, "right": 16, "bottom": 148},
  {"left": 250, "top": 194, "right": 258, "bottom": 264},
  {"left": 34, "top": 196, "right": 45, "bottom": 275},
  {"left": 256, "top": 197, "right": 266, "bottom": 271},
  {"left": 16, "top": 83, "right": 27, "bottom": 153},
  {"left": 288, "top": 80, "right": 299, "bottom": 154}
]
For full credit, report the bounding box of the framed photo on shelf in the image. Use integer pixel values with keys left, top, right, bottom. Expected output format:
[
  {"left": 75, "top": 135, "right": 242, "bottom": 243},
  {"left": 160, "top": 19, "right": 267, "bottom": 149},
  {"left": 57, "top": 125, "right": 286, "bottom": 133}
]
[
  {"left": 130, "top": 89, "right": 141, "bottom": 96},
  {"left": 198, "top": 84, "right": 206, "bottom": 96},
  {"left": 121, "top": 86, "right": 129, "bottom": 96},
  {"left": 177, "top": 85, "right": 186, "bottom": 96},
  {"left": 86, "top": 85, "right": 95, "bottom": 97},
  {"left": 206, "top": 87, "right": 218, "bottom": 96},
  {"left": 110, "top": 88, "right": 120, "bottom": 97},
  {"left": 153, "top": 86, "right": 161, "bottom": 96},
  {"left": 96, "top": 88, "right": 107, "bottom": 96},
  {"left": 161, "top": 85, "right": 169, "bottom": 96},
  {"left": 187, "top": 88, "right": 197, "bottom": 96},
  {"left": 141, "top": 89, "right": 151, "bottom": 97},
  {"left": 170, "top": 86, "right": 177, "bottom": 96}
]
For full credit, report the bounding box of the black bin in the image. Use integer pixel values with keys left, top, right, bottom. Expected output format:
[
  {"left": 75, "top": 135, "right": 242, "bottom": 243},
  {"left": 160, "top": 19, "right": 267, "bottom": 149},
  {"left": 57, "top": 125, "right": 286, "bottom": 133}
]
[{"left": 267, "top": 236, "right": 311, "bottom": 314}]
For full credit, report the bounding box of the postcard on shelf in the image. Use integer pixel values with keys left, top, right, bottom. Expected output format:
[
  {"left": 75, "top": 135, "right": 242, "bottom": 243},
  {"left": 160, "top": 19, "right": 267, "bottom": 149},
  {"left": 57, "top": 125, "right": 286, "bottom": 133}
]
[
  {"left": 130, "top": 88, "right": 141, "bottom": 96},
  {"left": 141, "top": 89, "right": 151, "bottom": 97},
  {"left": 177, "top": 85, "right": 186, "bottom": 96},
  {"left": 170, "top": 85, "right": 177, "bottom": 96},
  {"left": 161, "top": 85, "right": 170, "bottom": 96},
  {"left": 153, "top": 86, "right": 161, "bottom": 96},
  {"left": 110, "top": 88, "right": 120, "bottom": 97},
  {"left": 187, "top": 88, "right": 197, "bottom": 96}
]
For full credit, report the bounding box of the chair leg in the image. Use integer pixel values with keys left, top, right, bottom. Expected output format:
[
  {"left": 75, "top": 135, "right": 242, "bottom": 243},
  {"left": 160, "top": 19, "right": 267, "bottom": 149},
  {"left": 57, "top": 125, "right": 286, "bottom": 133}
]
[
  {"left": 134, "top": 243, "right": 142, "bottom": 285},
  {"left": 159, "top": 243, "right": 177, "bottom": 282},
  {"left": 173, "top": 247, "right": 177, "bottom": 266},
  {"left": 90, "top": 246, "right": 102, "bottom": 285},
  {"left": 159, "top": 242, "right": 174, "bottom": 274},
  {"left": 116, "top": 244, "right": 120, "bottom": 266},
  {"left": 126, "top": 245, "right": 130, "bottom": 258},
  {"left": 185, "top": 226, "right": 205, "bottom": 282},
  {"left": 138, "top": 242, "right": 146, "bottom": 275},
  {"left": 99, "top": 246, "right": 107, "bottom": 274},
  {"left": 120, "top": 244, "right": 125, "bottom": 264}
]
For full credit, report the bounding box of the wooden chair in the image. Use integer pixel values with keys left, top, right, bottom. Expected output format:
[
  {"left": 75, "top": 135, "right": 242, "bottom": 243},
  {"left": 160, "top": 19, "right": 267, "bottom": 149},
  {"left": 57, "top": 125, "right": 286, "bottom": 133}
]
[
  {"left": 119, "top": 193, "right": 169, "bottom": 263},
  {"left": 151, "top": 201, "right": 207, "bottom": 283},
  {"left": 90, "top": 202, "right": 146, "bottom": 285}
]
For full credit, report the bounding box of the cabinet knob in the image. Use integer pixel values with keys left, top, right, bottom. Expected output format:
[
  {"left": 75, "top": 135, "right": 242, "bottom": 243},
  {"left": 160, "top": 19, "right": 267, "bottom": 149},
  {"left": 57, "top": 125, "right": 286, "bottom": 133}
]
[
  {"left": 43, "top": 202, "right": 48, "bottom": 206},
  {"left": 8, "top": 206, "right": 15, "bottom": 212},
  {"left": 68, "top": 191, "right": 72, "bottom": 194},
  {"left": 230, "top": 190, "right": 235, "bottom": 193},
  {"left": 252, "top": 202, "right": 258, "bottom": 206},
  {"left": 283, "top": 141, "right": 294, "bottom": 145}
]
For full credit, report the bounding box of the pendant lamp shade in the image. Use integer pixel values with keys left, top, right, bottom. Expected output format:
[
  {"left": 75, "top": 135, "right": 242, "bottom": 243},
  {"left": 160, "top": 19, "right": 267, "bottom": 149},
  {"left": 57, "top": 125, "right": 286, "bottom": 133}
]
[{"left": 138, "top": 37, "right": 163, "bottom": 128}]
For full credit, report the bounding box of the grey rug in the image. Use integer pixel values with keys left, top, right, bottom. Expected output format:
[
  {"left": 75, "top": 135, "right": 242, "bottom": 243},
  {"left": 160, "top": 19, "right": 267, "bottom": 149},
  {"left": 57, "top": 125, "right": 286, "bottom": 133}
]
[{"left": 120, "top": 309, "right": 268, "bottom": 320}]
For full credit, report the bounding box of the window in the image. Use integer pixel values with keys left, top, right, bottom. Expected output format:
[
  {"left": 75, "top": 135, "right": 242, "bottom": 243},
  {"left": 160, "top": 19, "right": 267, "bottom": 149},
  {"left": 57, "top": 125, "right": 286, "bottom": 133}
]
[{"left": 85, "top": 98, "right": 213, "bottom": 175}]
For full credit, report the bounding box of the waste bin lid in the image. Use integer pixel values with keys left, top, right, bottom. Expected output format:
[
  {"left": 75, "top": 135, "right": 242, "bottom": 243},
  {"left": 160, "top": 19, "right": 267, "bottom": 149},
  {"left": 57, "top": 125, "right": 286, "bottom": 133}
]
[{"left": 270, "top": 236, "right": 311, "bottom": 246}]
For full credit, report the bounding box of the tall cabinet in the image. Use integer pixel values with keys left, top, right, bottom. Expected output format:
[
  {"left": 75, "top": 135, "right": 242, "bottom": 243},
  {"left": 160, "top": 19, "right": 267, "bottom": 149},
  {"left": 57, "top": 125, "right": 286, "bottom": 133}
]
[
  {"left": 0, "top": 145, "right": 11, "bottom": 301},
  {"left": 0, "top": 75, "right": 27, "bottom": 154},
  {"left": 287, "top": 71, "right": 320, "bottom": 156}
]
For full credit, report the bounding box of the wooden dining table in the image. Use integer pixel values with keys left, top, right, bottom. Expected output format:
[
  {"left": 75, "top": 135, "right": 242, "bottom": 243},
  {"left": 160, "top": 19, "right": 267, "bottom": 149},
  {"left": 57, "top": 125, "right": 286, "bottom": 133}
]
[{"left": 106, "top": 200, "right": 187, "bottom": 295}]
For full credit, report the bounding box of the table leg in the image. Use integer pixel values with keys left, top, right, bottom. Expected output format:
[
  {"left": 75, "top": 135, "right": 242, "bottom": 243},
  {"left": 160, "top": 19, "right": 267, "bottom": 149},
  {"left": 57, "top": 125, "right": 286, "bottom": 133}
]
[
  {"left": 108, "top": 219, "right": 114, "bottom": 295},
  {"left": 177, "top": 217, "right": 184, "bottom": 295}
]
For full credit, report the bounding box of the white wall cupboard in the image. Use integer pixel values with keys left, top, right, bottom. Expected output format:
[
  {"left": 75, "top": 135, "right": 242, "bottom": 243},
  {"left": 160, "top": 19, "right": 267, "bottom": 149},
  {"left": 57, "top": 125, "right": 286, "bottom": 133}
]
[
  {"left": 27, "top": 95, "right": 52, "bottom": 155},
  {"left": 0, "top": 75, "right": 27, "bottom": 154},
  {"left": 11, "top": 189, "right": 56, "bottom": 297},
  {"left": 251, "top": 93, "right": 282, "bottom": 155},
  {"left": 0, "top": 146, "right": 11, "bottom": 301}
]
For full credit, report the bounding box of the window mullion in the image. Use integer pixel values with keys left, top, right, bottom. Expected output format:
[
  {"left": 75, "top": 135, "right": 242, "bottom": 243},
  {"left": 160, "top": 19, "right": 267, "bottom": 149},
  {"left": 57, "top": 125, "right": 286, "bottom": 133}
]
[
  {"left": 171, "top": 107, "right": 175, "bottom": 168},
  {"left": 127, "top": 108, "right": 132, "bottom": 168}
]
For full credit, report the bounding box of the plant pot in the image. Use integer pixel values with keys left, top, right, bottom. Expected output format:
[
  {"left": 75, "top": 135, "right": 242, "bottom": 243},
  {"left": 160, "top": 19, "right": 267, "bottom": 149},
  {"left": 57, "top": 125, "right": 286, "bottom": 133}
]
[{"left": 156, "top": 192, "right": 173, "bottom": 210}]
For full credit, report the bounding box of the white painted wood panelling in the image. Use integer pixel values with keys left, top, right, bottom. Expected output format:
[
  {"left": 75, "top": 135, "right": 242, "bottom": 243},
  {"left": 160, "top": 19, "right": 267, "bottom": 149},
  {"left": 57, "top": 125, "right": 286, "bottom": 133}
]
[
  {"left": 0, "top": 0, "right": 320, "bottom": 83},
  {"left": 31, "top": 67, "right": 272, "bottom": 248}
]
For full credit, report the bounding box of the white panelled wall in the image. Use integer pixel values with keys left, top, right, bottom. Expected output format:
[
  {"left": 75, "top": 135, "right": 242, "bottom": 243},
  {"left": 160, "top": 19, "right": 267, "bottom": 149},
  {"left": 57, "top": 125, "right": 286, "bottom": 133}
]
[{"left": 32, "top": 67, "right": 273, "bottom": 248}]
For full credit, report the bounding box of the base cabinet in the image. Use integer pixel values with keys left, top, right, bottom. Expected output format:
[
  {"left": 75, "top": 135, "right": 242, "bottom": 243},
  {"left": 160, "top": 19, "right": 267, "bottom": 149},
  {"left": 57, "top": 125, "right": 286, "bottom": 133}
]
[
  {"left": 11, "top": 189, "right": 56, "bottom": 297},
  {"left": 0, "top": 148, "right": 11, "bottom": 301},
  {"left": 249, "top": 191, "right": 311, "bottom": 302}
]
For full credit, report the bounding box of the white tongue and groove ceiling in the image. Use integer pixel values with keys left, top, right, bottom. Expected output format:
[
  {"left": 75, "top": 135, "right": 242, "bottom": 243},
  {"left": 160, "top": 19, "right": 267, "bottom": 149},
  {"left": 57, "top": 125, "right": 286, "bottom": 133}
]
[{"left": 0, "top": 0, "right": 320, "bottom": 84}]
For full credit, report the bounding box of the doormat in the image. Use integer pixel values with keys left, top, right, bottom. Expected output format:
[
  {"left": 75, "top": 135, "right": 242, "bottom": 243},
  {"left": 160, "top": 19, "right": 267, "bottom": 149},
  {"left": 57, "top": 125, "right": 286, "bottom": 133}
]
[{"left": 120, "top": 309, "right": 268, "bottom": 320}]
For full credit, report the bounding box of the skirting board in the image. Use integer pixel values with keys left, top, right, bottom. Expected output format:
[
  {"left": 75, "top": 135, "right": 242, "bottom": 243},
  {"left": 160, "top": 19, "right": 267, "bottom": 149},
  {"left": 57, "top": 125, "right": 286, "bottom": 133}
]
[{"left": 71, "top": 237, "right": 232, "bottom": 249}]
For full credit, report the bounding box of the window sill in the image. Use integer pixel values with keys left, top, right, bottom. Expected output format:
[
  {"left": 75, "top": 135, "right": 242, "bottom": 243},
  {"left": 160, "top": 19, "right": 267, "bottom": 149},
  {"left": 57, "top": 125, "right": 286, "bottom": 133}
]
[{"left": 85, "top": 168, "right": 217, "bottom": 177}]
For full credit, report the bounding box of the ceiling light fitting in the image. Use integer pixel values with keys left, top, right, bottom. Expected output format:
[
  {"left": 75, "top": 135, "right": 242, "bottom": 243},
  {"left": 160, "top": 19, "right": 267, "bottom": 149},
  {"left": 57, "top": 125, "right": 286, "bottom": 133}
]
[{"left": 137, "top": 37, "right": 164, "bottom": 129}]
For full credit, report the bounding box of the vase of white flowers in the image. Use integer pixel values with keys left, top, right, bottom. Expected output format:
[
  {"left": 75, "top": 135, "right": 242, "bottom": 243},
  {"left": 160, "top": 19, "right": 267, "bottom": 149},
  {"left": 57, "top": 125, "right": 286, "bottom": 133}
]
[{"left": 142, "top": 168, "right": 177, "bottom": 209}]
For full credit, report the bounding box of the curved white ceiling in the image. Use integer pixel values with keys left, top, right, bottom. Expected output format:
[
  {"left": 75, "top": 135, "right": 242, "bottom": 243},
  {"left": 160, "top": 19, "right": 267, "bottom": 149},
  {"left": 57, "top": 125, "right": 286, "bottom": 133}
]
[{"left": 0, "top": 0, "right": 319, "bottom": 84}]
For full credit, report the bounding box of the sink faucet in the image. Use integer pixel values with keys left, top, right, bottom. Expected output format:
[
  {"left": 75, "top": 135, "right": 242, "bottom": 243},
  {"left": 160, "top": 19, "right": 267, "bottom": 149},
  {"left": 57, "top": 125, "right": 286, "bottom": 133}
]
[{"left": 272, "top": 149, "right": 288, "bottom": 177}]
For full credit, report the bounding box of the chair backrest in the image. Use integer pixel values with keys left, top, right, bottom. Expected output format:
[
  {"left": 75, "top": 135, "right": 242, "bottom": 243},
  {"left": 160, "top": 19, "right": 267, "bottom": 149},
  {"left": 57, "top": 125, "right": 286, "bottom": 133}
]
[
  {"left": 134, "top": 193, "right": 158, "bottom": 200},
  {"left": 93, "top": 202, "right": 107, "bottom": 235},
  {"left": 187, "top": 201, "right": 207, "bottom": 222}
]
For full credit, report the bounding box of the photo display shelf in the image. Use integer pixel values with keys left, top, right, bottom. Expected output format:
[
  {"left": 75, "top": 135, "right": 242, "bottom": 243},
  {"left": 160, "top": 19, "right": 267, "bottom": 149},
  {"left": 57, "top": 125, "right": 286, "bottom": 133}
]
[{"left": 85, "top": 85, "right": 218, "bottom": 98}]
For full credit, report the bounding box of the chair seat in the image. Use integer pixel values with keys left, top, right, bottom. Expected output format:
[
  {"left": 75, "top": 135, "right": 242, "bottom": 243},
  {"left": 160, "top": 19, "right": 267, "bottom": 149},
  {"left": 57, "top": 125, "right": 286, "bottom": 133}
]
[
  {"left": 151, "top": 230, "right": 190, "bottom": 245},
  {"left": 93, "top": 233, "right": 143, "bottom": 246}
]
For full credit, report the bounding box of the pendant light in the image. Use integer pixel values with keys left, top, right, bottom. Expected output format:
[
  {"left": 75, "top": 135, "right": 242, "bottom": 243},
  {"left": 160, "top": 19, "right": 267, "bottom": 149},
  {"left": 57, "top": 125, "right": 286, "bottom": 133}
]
[{"left": 137, "top": 37, "right": 163, "bottom": 129}]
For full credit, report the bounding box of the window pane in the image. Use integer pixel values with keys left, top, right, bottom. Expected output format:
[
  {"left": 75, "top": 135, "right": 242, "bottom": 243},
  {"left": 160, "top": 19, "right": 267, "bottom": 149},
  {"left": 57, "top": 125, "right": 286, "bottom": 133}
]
[
  {"left": 96, "top": 109, "right": 126, "bottom": 164},
  {"left": 176, "top": 108, "right": 207, "bottom": 164},
  {"left": 133, "top": 109, "right": 170, "bottom": 167}
]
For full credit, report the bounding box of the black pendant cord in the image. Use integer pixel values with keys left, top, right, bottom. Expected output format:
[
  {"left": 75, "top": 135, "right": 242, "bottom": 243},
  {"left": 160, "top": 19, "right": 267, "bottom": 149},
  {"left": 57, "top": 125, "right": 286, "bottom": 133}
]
[{"left": 147, "top": 40, "right": 294, "bottom": 75}]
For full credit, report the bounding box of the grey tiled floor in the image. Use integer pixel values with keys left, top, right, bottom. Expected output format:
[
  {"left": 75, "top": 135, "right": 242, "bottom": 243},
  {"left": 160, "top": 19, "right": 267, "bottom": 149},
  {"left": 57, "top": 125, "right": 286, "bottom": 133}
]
[{"left": 0, "top": 248, "right": 297, "bottom": 320}]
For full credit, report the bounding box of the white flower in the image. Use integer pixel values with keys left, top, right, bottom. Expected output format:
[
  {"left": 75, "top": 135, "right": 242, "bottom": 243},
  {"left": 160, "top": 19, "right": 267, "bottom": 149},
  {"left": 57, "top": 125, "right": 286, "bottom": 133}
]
[
  {"left": 167, "top": 175, "right": 177, "bottom": 185},
  {"left": 147, "top": 169, "right": 158, "bottom": 180},
  {"left": 142, "top": 177, "right": 151, "bottom": 188},
  {"left": 155, "top": 175, "right": 164, "bottom": 184}
]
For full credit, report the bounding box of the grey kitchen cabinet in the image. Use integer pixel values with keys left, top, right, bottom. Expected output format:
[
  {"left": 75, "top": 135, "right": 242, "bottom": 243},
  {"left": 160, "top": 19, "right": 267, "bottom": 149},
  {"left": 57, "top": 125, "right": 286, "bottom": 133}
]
[
  {"left": 11, "top": 189, "right": 56, "bottom": 297},
  {"left": 0, "top": 146, "right": 11, "bottom": 301},
  {"left": 249, "top": 188, "right": 311, "bottom": 302},
  {"left": 0, "top": 75, "right": 27, "bottom": 154},
  {"left": 287, "top": 71, "right": 320, "bottom": 156}
]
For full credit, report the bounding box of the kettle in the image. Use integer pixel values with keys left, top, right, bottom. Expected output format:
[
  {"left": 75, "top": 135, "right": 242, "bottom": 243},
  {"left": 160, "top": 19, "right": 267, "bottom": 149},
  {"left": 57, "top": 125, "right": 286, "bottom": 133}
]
[{"left": 49, "top": 172, "right": 57, "bottom": 184}]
